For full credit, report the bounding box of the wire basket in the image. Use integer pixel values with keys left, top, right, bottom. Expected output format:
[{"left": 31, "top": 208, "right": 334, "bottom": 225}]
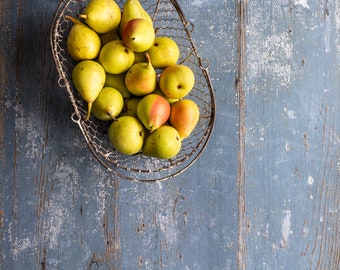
[{"left": 50, "top": 0, "right": 216, "bottom": 181}]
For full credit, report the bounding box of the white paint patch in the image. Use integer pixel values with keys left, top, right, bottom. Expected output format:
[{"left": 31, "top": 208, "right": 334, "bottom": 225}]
[
  {"left": 14, "top": 104, "right": 43, "bottom": 162},
  {"left": 191, "top": 0, "right": 208, "bottom": 7},
  {"left": 281, "top": 210, "right": 292, "bottom": 248},
  {"left": 323, "top": 12, "right": 332, "bottom": 53},
  {"left": 132, "top": 184, "right": 181, "bottom": 249},
  {"left": 11, "top": 237, "right": 36, "bottom": 260},
  {"left": 287, "top": 110, "right": 296, "bottom": 119},
  {"left": 284, "top": 107, "right": 296, "bottom": 119},
  {"left": 307, "top": 175, "right": 314, "bottom": 185},
  {"left": 302, "top": 227, "right": 309, "bottom": 236},
  {"left": 295, "top": 0, "right": 310, "bottom": 9},
  {"left": 335, "top": 1, "right": 340, "bottom": 62},
  {"left": 47, "top": 162, "right": 80, "bottom": 249},
  {"left": 247, "top": 29, "right": 294, "bottom": 93}
]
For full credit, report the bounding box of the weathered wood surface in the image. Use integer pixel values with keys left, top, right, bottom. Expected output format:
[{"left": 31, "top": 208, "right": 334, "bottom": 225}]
[{"left": 0, "top": 0, "right": 339, "bottom": 269}]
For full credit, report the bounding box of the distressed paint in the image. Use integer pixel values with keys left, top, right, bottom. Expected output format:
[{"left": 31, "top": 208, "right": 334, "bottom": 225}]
[
  {"left": 244, "top": 0, "right": 340, "bottom": 269},
  {"left": 0, "top": 0, "right": 339, "bottom": 269}
]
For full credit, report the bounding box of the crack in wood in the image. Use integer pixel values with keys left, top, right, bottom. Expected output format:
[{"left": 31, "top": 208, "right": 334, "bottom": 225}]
[{"left": 236, "top": 1, "right": 247, "bottom": 270}]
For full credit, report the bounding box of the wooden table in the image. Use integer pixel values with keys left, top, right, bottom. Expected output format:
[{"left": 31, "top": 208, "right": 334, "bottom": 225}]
[{"left": 1, "top": 0, "right": 339, "bottom": 269}]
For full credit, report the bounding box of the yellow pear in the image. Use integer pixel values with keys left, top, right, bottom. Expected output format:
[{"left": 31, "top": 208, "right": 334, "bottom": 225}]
[
  {"left": 120, "top": 97, "right": 141, "bottom": 117},
  {"left": 142, "top": 125, "right": 181, "bottom": 159},
  {"left": 72, "top": 60, "right": 106, "bottom": 121},
  {"left": 169, "top": 99, "right": 200, "bottom": 139},
  {"left": 133, "top": 51, "right": 147, "bottom": 64},
  {"left": 122, "top": 18, "right": 155, "bottom": 52},
  {"left": 98, "top": 40, "right": 135, "bottom": 74},
  {"left": 99, "top": 28, "right": 121, "bottom": 47},
  {"left": 104, "top": 73, "right": 131, "bottom": 99},
  {"left": 66, "top": 16, "right": 101, "bottom": 61},
  {"left": 91, "top": 87, "right": 124, "bottom": 121},
  {"left": 119, "top": 0, "right": 153, "bottom": 35},
  {"left": 159, "top": 64, "right": 195, "bottom": 99},
  {"left": 79, "top": 0, "right": 121, "bottom": 34},
  {"left": 125, "top": 53, "right": 156, "bottom": 96},
  {"left": 148, "top": 36, "right": 180, "bottom": 68},
  {"left": 108, "top": 116, "right": 145, "bottom": 155}
]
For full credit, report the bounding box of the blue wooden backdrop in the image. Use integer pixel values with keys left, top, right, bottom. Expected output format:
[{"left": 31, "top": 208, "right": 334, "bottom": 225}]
[{"left": 0, "top": 0, "right": 339, "bottom": 269}]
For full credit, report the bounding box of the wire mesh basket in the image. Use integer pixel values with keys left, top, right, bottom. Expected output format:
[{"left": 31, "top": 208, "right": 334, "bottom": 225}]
[{"left": 50, "top": 0, "right": 216, "bottom": 181}]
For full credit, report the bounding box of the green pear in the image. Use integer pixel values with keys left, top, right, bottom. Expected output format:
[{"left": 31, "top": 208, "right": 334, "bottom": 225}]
[
  {"left": 142, "top": 125, "right": 181, "bottom": 159},
  {"left": 119, "top": 0, "right": 153, "bottom": 35},
  {"left": 148, "top": 36, "right": 180, "bottom": 68},
  {"left": 152, "top": 87, "right": 179, "bottom": 104},
  {"left": 72, "top": 60, "right": 106, "bottom": 121},
  {"left": 66, "top": 16, "right": 101, "bottom": 61},
  {"left": 98, "top": 40, "right": 135, "bottom": 74},
  {"left": 122, "top": 18, "right": 155, "bottom": 52},
  {"left": 79, "top": 0, "right": 121, "bottom": 34},
  {"left": 99, "top": 28, "right": 121, "bottom": 47},
  {"left": 159, "top": 64, "right": 195, "bottom": 99},
  {"left": 133, "top": 51, "right": 147, "bottom": 64},
  {"left": 120, "top": 97, "right": 141, "bottom": 117},
  {"left": 125, "top": 53, "right": 156, "bottom": 96},
  {"left": 104, "top": 73, "right": 131, "bottom": 99},
  {"left": 91, "top": 87, "right": 124, "bottom": 121},
  {"left": 136, "top": 94, "right": 170, "bottom": 131},
  {"left": 108, "top": 116, "right": 145, "bottom": 155},
  {"left": 169, "top": 99, "right": 200, "bottom": 139}
]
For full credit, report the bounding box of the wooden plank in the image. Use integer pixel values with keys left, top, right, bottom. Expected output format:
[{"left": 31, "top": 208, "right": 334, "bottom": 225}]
[{"left": 243, "top": 0, "right": 340, "bottom": 269}]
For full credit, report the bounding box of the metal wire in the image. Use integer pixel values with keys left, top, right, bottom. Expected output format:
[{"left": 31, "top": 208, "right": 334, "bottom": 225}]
[{"left": 50, "top": 0, "right": 216, "bottom": 181}]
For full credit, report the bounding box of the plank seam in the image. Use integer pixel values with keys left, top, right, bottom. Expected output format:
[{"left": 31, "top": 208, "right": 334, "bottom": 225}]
[{"left": 236, "top": 0, "right": 247, "bottom": 269}]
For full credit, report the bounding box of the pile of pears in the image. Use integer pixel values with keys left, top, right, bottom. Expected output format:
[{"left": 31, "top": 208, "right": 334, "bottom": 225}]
[{"left": 67, "top": 0, "right": 200, "bottom": 160}]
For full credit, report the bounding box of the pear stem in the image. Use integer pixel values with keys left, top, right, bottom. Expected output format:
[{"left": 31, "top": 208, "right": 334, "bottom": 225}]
[
  {"left": 65, "top": 15, "right": 80, "bottom": 24},
  {"left": 145, "top": 52, "right": 151, "bottom": 68},
  {"left": 107, "top": 112, "right": 117, "bottom": 121},
  {"left": 85, "top": 102, "right": 92, "bottom": 121},
  {"left": 79, "top": 14, "right": 87, "bottom": 19}
]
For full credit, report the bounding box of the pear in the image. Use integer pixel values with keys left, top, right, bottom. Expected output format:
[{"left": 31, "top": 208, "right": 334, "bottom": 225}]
[
  {"left": 108, "top": 116, "right": 145, "bottom": 155},
  {"left": 136, "top": 94, "right": 170, "bottom": 131},
  {"left": 98, "top": 40, "right": 135, "bottom": 74},
  {"left": 72, "top": 60, "right": 106, "bottom": 121},
  {"left": 119, "top": 0, "right": 153, "bottom": 35},
  {"left": 120, "top": 97, "right": 141, "bottom": 117},
  {"left": 148, "top": 36, "right": 180, "bottom": 68},
  {"left": 125, "top": 53, "right": 156, "bottom": 96},
  {"left": 91, "top": 87, "right": 124, "bottom": 121},
  {"left": 105, "top": 73, "right": 131, "bottom": 99},
  {"left": 66, "top": 16, "right": 101, "bottom": 61},
  {"left": 79, "top": 0, "right": 121, "bottom": 34},
  {"left": 159, "top": 64, "right": 195, "bottom": 99},
  {"left": 142, "top": 125, "right": 181, "bottom": 159},
  {"left": 122, "top": 18, "right": 155, "bottom": 52},
  {"left": 152, "top": 87, "right": 179, "bottom": 104},
  {"left": 99, "top": 28, "right": 121, "bottom": 47},
  {"left": 133, "top": 51, "right": 147, "bottom": 64},
  {"left": 169, "top": 99, "right": 200, "bottom": 139}
]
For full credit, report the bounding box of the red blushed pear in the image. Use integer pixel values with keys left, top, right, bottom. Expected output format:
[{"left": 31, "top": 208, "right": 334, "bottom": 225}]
[
  {"left": 137, "top": 94, "right": 170, "bottom": 132},
  {"left": 170, "top": 99, "right": 200, "bottom": 139},
  {"left": 125, "top": 52, "right": 157, "bottom": 96},
  {"left": 122, "top": 18, "right": 155, "bottom": 52}
]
